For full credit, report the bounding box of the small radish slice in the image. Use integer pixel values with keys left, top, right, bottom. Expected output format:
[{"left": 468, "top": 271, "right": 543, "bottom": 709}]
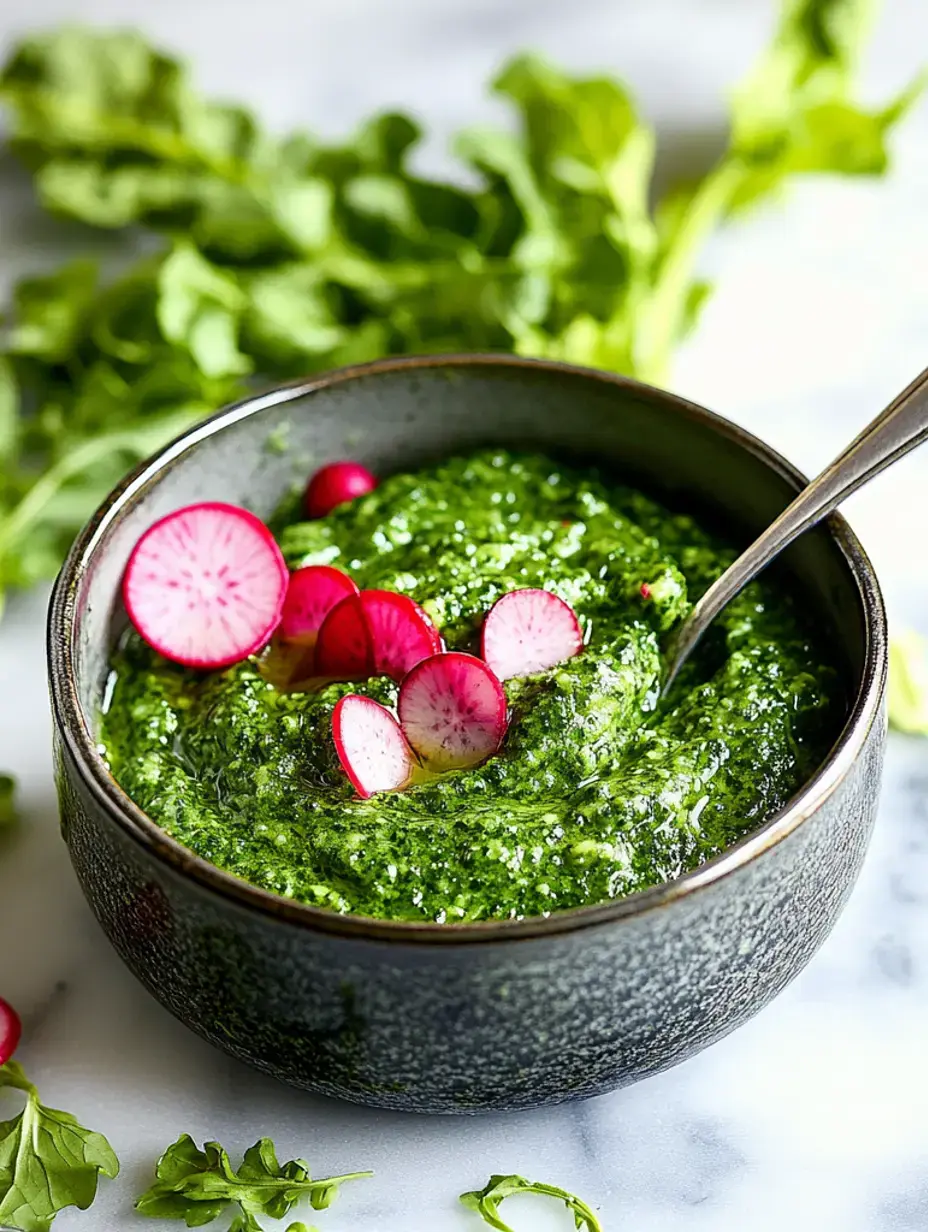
[
  {"left": 315, "top": 594, "right": 374, "bottom": 680},
  {"left": 481, "top": 588, "right": 583, "bottom": 680},
  {"left": 123, "top": 502, "right": 288, "bottom": 670},
  {"left": 363, "top": 591, "right": 442, "bottom": 682},
  {"left": 333, "top": 695, "right": 416, "bottom": 799},
  {"left": 316, "top": 590, "right": 442, "bottom": 683},
  {"left": 305, "top": 461, "right": 377, "bottom": 519},
  {"left": 0, "top": 997, "right": 22, "bottom": 1066},
  {"left": 398, "top": 652, "right": 507, "bottom": 771},
  {"left": 279, "top": 565, "right": 359, "bottom": 645}
]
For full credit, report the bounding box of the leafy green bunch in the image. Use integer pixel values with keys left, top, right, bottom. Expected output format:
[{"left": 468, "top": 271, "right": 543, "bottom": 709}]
[{"left": 0, "top": 0, "right": 920, "bottom": 616}]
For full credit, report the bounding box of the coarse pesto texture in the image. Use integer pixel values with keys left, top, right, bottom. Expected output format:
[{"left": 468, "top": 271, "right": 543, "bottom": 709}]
[{"left": 100, "top": 451, "right": 841, "bottom": 922}]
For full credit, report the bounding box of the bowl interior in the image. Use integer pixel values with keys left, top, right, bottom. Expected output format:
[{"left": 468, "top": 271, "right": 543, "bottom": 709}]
[
  {"left": 60, "top": 357, "right": 878, "bottom": 920},
  {"left": 69, "top": 359, "right": 869, "bottom": 719}
]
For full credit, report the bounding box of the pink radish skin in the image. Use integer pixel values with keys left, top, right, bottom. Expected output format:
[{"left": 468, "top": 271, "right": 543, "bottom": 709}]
[
  {"left": 305, "top": 461, "right": 377, "bottom": 519},
  {"left": 314, "top": 594, "right": 374, "bottom": 680},
  {"left": 279, "top": 565, "right": 359, "bottom": 645},
  {"left": 333, "top": 695, "right": 417, "bottom": 798},
  {"left": 123, "top": 503, "right": 288, "bottom": 670},
  {"left": 481, "top": 588, "right": 583, "bottom": 681},
  {"left": 364, "top": 591, "right": 442, "bottom": 681},
  {"left": 0, "top": 997, "right": 22, "bottom": 1066},
  {"left": 316, "top": 590, "right": 442, "bottom": 683},
  {"left": 398, "top": 652, "right": 507, "bottom": 771}
]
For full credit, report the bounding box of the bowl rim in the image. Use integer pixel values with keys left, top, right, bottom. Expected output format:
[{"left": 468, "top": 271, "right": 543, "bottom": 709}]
[{"left": 47, "top": 353, "right": 887, "bottom": 945}]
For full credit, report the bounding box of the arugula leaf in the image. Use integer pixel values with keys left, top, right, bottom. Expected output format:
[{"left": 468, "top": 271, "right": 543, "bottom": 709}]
[
  {"left": 156, "top": 245, "right": 251, "bottom": 379},
  {"left": 135, "top": 1132, "right": 371, "bottom": 1228},
  {"left": 0, "top": 1060, "right": 119, "bottom": 1231},
  {"left": 5, "top": 262, "right": 99, "bottom": 364},
  {"left": 0, "top": 244, "right": 245, "bottom": 615},
  {"left": 0, "top": 5, "right": 918, "bottom": 615},
  {"left": 460, "top": 1174, "right": 603, "bottom": 1231},
  {"left": 0, "top": 774, "right": 17, "bottom": 829},
  {"left": 888, "top": 630, "right": 928, "bottom": 735},
  {"left": 226, "top": 1221, "right": 314, "bottom": 1232}
]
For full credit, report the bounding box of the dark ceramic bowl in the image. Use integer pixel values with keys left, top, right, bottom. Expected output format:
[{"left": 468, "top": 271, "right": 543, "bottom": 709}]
[{"left": 48, "top": 356, "right": 887, "bottom": 1114}]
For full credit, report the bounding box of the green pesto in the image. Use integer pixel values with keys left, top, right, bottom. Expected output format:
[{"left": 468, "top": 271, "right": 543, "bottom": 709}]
[{"left": 100, "top": 450, "right": 841, "bottom": 922}]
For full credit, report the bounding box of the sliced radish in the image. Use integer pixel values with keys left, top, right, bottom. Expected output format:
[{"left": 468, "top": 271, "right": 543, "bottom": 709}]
[
  {"left": 481, "top": 588, "right": 583, "bottom": 680},
  {"left": 123, "top": 502, "right": 288, "bottom": 670},
  {"left": 0, "top": 997, "right": 22, "bottom": 1067},
  {"left": 316, "top": 590, "right": 442, "bottom": 683},
  {"left": 314, "top": 594, "right": 374, "bottom": 680},
  {"left": 364, "top": 591, "right": 442, "bottom": 681},
  {"left": 333, "top": 695, "right": 417, "bottom": 798},
  {"left": 398, "top": 652, "right": 507, "bottom": 771},
  {"left": 279, "top": 565, "right": 359, "bottom": 645},
  {"left": 305, "top": 461, "right": 377, "bottom": 519}
]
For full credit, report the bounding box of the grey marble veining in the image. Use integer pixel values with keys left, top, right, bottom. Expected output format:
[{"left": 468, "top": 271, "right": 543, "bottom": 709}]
[{"left": 2, "top": 0, "right": 928, "bottom": 1228}]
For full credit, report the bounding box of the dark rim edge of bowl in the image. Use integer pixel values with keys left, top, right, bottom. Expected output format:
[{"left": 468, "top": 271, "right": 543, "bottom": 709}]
[{"left": 47, "top": 354, "right": 888, "bottom": 946}]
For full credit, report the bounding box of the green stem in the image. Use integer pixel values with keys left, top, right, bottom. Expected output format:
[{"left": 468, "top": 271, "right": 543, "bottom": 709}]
[
  {"left": 0, "top": 432, "right": 135, "bottom": 549},
  {"left": 0, "top": 1061, "right": 38, "bottom": 1098},
  {"left": 225, "top": 1170, "right": 373, "bottom": 1196},
  {"left": 525, "top": 1181, "right": 603, "bottom": 1231},
  {"left": 0, "top": 406, "right": 205, "bottom": 554},
  {"left": 635, "top": 158, "right": 744, "bottom": 387}
]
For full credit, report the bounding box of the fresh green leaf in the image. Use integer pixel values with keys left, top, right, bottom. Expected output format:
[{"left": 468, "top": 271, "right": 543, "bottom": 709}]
[
  {"left": 242, "top": 265, "right": 344, "bottom": 370},
  {"left": 0, "top": 1060, "right": 119, "bottom": 1232},
  {"left": 268, "top": 178, "right": 333, "bottom": 253},
  {"left": 136, "top": 1133, "right": 371, "bottom": 1227},
  {"left": 227, "top": 1213, "right": 263, "bottom": 1232},
  {"left": 0, "top": 358, "right": 17, "bottom": 464},
  {"left": 0, "top": 775, "right": 17, "bottom": 829},
  {"left": 6, "top": 261, "right": 97, "bottom": 363},
  {"left": 888, "top": 629, "right": 928, "bottom": 735},
  {"left": 460, "top": 1174, "right": 603, "bottom": 1232},
  {"left": 156, "top": 244, "right": 251, "bottom": 379}
]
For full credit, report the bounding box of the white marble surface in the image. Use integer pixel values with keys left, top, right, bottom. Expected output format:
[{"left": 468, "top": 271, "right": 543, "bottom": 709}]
[{"left": 2, "top": 1, "right": 928, "bottom": 1229}]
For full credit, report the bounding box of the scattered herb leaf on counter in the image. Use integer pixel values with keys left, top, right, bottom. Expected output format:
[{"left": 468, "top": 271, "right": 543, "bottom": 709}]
[
  {"left": 0, "top": 0, "right": 920, "bottom": 616},
  {"left": 461, "top": 1174, "right": 603, "bottom": 1231},
  {"left": 135, "top": 1133, "right": 371, "bottom": 1229},
  {"left": 888, "top": 630, "right": 928, "bottom": 735},
  {"left": 0, "top": 1060, "right": 119, "bottom": 1232},
  {"left": 0, "top": 775, "right": 17, "bottom": 829}
]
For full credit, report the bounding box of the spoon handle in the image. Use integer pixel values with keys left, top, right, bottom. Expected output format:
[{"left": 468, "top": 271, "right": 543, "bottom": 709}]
[{"left": 664, "top": 363, "right": 928, "bottom": 692}]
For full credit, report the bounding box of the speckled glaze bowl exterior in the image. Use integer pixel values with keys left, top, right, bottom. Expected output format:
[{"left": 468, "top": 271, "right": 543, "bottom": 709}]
[{"left": 48, "top": 356, "right": 887, "bottom": 1114}]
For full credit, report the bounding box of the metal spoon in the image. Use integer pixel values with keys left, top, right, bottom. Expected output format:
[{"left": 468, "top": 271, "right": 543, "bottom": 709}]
[{"left": 663, "top": 364, "right": 928, "bottom": 695}]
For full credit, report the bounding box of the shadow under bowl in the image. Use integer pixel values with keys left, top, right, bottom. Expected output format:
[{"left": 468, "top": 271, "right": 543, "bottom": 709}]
[{"left": 47, "top": 355, "right": 887, "bottom": 1114}]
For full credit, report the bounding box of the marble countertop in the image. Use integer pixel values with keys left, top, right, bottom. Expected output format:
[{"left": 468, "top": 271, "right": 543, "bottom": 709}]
[{"left": 2, "top": 1, "right": 928, "bottom": 1228}]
